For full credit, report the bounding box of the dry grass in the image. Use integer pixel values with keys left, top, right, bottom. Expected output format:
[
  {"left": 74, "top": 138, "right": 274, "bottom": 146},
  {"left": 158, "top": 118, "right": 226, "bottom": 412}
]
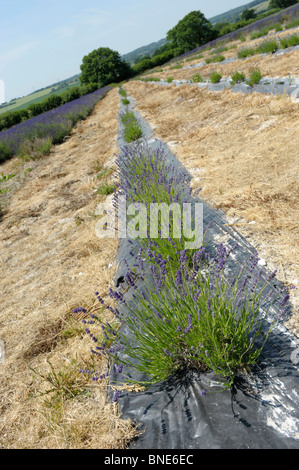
[
  {"left": 124, "top": 80, "right": 299, "bottom": 335},
  {"left": 0, "top": 88, "right": 140, "bottom": 448}
]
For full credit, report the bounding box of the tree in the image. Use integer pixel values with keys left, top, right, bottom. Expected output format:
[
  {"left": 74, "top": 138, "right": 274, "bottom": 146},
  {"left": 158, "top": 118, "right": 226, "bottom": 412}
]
[
  {"left": 166, "top": 11, "right": 216, "bottom": 52},
  {"left": 241, "top": 9, "right": 257, "bottom": 21},
  {"left": 80, "top": 47, "right": 132, "bottom": 87},
  {"left": 269, "top": 0, "right": 298, "bottom": 8}
]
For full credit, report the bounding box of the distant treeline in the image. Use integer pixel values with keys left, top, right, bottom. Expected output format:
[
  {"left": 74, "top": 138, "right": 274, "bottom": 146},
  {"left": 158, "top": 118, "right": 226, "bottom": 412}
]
[
  {"left": 0, "top": 83, "right": 98, "bottom": 133},
  {"left": 131, "top": 4, "right": 296, "bottom": 74}
]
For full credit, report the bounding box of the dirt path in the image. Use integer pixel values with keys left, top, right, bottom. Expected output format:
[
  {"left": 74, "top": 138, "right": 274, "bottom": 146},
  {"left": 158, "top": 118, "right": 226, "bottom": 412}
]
[{"left": 0, "top": 88, "right": 139, "bottom": 448}]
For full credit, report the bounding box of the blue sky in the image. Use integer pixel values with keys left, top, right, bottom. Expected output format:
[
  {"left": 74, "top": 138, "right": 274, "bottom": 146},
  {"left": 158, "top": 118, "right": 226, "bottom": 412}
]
[{"left": 0, "top": 0, "right": 249, "bottom": 102}]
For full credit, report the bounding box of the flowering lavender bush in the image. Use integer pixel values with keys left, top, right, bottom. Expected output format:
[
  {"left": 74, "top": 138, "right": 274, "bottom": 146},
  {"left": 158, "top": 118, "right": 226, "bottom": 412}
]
[
  {"left": 0, "top": 86, "right": 111, "bottom": 162},
  {"left": 76, "top": 111, "right": 293, "bottom": 398},
  {"left": 81, "top": 243, "right": 292, "bottom": 390},
  {"left": 115, "top": 144, "right": 202, "bottom": 266}
]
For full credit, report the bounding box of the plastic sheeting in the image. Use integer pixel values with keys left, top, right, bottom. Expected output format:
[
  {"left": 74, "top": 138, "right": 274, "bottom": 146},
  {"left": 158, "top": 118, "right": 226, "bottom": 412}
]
[{"left": 109, "top": 95, "right": 299, "bottom": 449}]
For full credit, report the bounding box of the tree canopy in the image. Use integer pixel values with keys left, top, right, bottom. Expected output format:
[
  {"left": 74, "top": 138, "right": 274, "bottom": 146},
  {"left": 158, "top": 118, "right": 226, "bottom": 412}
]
[
  {"left": 166, "top": 11, "right": 216, "bottom": 52},
  {"left": 80, "top": 47, "right": 132, "bottom": 87},
  {"left": 269, "top": 0, "right": 298, "bottom": 8},
  {"left": 241, "top": 9, "right": 257, "bottom": 21}
]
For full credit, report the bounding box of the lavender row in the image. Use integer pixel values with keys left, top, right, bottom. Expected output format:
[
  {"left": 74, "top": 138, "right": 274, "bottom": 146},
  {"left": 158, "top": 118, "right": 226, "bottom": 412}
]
[{"left": 0, "top": 86, "right": 112, "bottom": 161}]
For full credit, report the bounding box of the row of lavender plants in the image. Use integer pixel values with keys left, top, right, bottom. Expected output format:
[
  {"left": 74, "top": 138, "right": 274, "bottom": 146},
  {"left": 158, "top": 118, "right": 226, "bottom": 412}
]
[
  {"left": 77, "top": 141, "right": 293, "bottom": 398},
  {"left": 170, "top": 3, "right": 299, "bottom": 63},
  {"left": 0, "top": 86, "right": 112, "bottom": 162}
]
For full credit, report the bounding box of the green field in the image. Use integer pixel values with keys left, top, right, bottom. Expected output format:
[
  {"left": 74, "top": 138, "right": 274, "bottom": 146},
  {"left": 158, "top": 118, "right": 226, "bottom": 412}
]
[
  {"left": 254, "top": 0, "right": 271, "bottom": 13},
  {"left": 0, "top": 75, "right": 80, "bottom": 115}
]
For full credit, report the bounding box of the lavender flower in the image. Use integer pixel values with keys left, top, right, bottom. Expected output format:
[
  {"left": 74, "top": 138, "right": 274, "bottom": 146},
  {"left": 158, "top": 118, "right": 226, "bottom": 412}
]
[
  {"left": 0, "top": 87, "right": 111, "bottom": 159},
  {"left": 175, "top": 269, "right": 183, "bottom": 287},
  {"left": 113, "top": 390, "right": 121, "bottom": 402}
]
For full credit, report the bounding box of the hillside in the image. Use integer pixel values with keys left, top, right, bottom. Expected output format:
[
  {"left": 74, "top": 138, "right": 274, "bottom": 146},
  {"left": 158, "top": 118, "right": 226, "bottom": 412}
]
[
  {"left": 209, "top": 0, "right": 269, "bottom": 24},
  {"left": 121, "top": 38, "right": 168, "bottom": 65}
]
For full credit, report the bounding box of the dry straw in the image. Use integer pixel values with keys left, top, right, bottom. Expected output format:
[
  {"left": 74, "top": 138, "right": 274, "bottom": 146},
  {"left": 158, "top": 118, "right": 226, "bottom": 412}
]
[{"left": 0, "top": 88, "right": 140, "bottom": 448}]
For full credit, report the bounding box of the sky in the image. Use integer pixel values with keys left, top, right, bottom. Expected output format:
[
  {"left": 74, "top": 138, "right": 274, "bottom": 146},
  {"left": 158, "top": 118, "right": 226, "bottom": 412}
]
[{"left": 0, "top": 0, "right": 249, "bottom": 102}]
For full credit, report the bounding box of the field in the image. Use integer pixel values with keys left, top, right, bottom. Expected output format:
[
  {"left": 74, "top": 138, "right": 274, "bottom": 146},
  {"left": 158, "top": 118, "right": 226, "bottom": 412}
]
[
  {"left": 0, "top": 76, "right": 80, "bottom": 115},
  {"left": 0, "top": 18, "right": 298, "bottom": 449}
]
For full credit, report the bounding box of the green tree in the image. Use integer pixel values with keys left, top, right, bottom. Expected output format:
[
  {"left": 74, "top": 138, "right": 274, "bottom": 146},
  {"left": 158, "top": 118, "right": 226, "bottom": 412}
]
[
  {"left": 269, "top": 0, "right": 298, "bottom": 8},
  {"left": 80, "top": 47, "right": 132, "bottom": 87},
  {"left": 166, "top": 11, "right": 216, "bottom": 52},
  {"left": 241, "top": 9, "right": 257, "bottom": 21}
]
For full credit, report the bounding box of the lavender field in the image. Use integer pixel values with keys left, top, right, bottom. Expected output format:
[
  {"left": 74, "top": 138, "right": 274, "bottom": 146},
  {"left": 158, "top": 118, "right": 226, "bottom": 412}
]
[{"left": 0, "top": 86, "right": 112, "bottom": 162}]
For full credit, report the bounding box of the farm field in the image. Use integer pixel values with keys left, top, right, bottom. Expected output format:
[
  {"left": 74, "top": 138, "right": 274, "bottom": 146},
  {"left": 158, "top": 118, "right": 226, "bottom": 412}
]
[
  {"left": 0, "top": 76, "right": 80, "bottom": 115},
  {"left": 0, "top": 18, "right": 298, "bottom": 449}
]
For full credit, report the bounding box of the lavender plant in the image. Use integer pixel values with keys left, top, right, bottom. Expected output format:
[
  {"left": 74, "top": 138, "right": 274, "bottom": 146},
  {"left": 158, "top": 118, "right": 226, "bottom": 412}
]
[
  {"left": 247, "top": 68, "right": 262, "bottom": 86},
  {"left": 115, "top": 144, "right": 202, "bottom": 267},
  {"left": 120, "top": 110, "right": 142, "bottom": 143},
  {"left": 210, "top": 72, "right": 222, "bottom": 83},
  {"left": 80, "top": 244, "right": 292, "bottom": 390}
]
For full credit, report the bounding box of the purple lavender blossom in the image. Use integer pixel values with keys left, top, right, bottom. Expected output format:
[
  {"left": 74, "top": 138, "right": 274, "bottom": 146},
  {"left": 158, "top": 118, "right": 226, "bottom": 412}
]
[
  {"left": 0, "top": 87, "right": 111, "bottom": 159},
  {"left": 113, "top": 390, "right": 121, "bottom": 402}
]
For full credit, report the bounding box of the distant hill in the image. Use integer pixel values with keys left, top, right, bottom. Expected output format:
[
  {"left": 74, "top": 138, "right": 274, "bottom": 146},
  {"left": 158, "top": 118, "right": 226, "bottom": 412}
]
[
  {"left": 208, "top": 0, "right": 269, "bottom": 24},
  {"left": 121, "top": 38, "right": 168, "bottom": 65}
]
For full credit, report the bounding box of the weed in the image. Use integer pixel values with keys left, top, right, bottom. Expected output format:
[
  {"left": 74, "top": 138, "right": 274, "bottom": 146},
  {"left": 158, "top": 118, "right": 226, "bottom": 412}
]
[
  {"left": 210, "top": 72, "right": 222, "bottom": 84},
  {"left": 118, "top": 87, "right": 127, "bottom": 97},
  {"left": 166, "top": 77, "right": 174, "bottom": 83},
  {"left": 192, "top": 74, "right": 204, "bottom": 83},
  {"left": 211, "top": 55, "right": 226, "bottom": 63},
  {"left": 256, "top": 40, "right": 279, "bottom": 54},
  {"left": 247, "top": 68, "right": 262, "bottom": 86},
  {"left": 96, "top": 182, "right": 117, "bottom": 196},
  {"left": 280, "top": 34, "right": 299, "bottom": 49},
  {"left": 0, "top": 172, "right": 16, "bottom": 183},
  {"left": 122, "top": 98, "right": 130, "bottom": 105},
  {"left": 231, "top": 71, "right": 246, "bottom": 85},
  {"left": 120, "top": 110, "right": 142, "bottom": 143},
  {"left": 237, "top": 48, "right": 256, "bottom": 59}
]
